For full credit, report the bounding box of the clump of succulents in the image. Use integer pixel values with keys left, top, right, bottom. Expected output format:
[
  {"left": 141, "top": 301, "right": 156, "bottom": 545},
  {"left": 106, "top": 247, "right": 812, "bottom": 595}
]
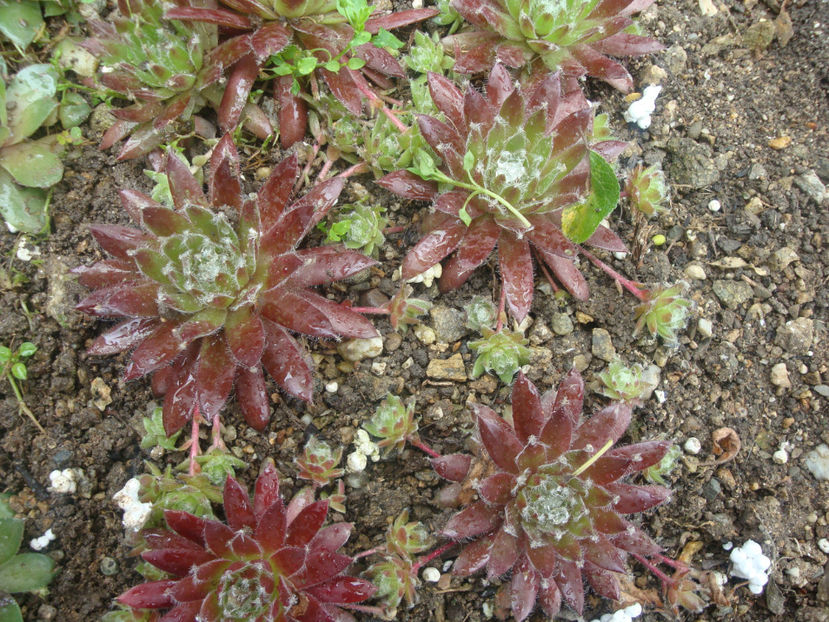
[
  {"left": 83, "top": 0, "right": 275, "bottom": 159},
  {"left": 435, "top": 371, "right": 673, "bottom": 620},
  {"left": 363, "top": 394, "right": 418, "bottom": 456},
  {"left": 626, "top": 164, "right": 669, "bottom": 217},
  {"left": 75, "top": 134, "right": 378, "bottom": 435},
  {"left": 322, "top": 201, "right": 388, "bottom": 257},
  {"left": 169, "top": 0, "right": 438, "bottom": 147},
  {"left": 379, "top": 64, "right": 628, "bottom": 320},
  {"left": 117, "top": 459, "right": 376, "bottom": 620},
  {"left": 364, "top": 509, "right": 435, "bottom": 612},
  {"left": 469, "top": 327, "right": 531, "bottom": 384},
  {"left": 633, "top": 282, "right": 693, "bottom": 345},
  {"left": 296, "top": 435, "right": 345, "bottom": 488},
  {"left": 597, "top": 359, "right": 650, "bottom": 405},
  {"left": 0, "top": 494, "right": 56, "bottom": 622},
  {"left": 137, "top": 464, "right": 221, "bottom": 529},
  {"left": 444, "top": 0, "right": 663, "bottom": 92}
]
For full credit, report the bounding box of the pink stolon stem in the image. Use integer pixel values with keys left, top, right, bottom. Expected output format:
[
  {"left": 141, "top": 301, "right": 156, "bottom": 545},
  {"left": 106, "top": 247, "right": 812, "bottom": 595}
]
[
  {"left": 188, "top": 405, "right": 201, "bottom": 476},
  {"left": 411, "top": 541, "right": 455, "bottom": 574},
  {"left": 581, "top": 247, "right": 648, "bottom": 301},
  {"left": 631, "top": 552, "right": 678, "bottom": 588}
]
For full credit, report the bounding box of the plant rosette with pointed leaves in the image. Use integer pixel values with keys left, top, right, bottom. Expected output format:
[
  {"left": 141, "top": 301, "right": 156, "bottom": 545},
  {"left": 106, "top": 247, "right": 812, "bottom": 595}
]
[
  {"left": 378, "top": 64, "right": 629, "bottom": 320},
  {"left": 431, "top": 371, "right": 672, "bottom": 621},
  {"left": 74, "top": 133, "right": 378, "bottom": 435},
  {"left": 167, "top": 0, "right": 438, "bottom": 148},
  {"left": 296, "top": 435, "right": 345, "bottom": 488},
  {"left": 469, "top": 327, "right": 531, "bottom": 385},
  {"left": 83, "top": 0, "right": 278, "bottom": 160},
  {"left": 625, "top": 163, "right": 668, "bottom": 217},
  {"left": 117, "top": 460, "right": 376, "bottom": 621},
  {"left": 633, "top": 282, "right": 693, "bottom": 346},
  {"left": 444, "top": 0, "right": 663, "bottom": 93}
]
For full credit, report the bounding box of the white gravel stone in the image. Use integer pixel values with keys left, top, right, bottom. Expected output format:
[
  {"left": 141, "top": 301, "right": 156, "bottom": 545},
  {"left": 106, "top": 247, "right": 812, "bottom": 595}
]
[
  {"left": 770, "top": 362, "right": 791, "bottom": 388},
  {"left": 325, "top": 381, "right": 338, "bottom": 393},
  {"left": 337, "top": 336, "right": 383, "bottom": 361},
  {"left": 729, "top": 540, "right": 771, "bottom": 594},
  {"left": 684, "top": 264, "right": 707, "bottom": 280},
  {"left": 684, "top": 437, "right": 702, "bottom": 454},
  {"left": 623, "top": 85, "right": 661, "bottom": 129},
  {"left": 817, "top": 538, "right": 829, "bottom": 554},
  {"left": 804, "top": 444, "right": 829, "bottom": 480},
  {"left": 48, "top": 469, "right": 81, "bottom": 494},
  {"left": 708, "top": 199, "right": 722, "bottom": 212},
  {"left": 113, "top": 478, "right": 152, "bottom": 532},
  {"left": 772, "top": 449, "right": 789, "bottom": 464},
  {"left": 422, "top": 567, "right": 441, "bottom": 583},
  {"left": 30, "top": 529, "right": 55, "bottom": 551},
  {"left": 697, "top": 318, "right": 714, "bottom": 338}
]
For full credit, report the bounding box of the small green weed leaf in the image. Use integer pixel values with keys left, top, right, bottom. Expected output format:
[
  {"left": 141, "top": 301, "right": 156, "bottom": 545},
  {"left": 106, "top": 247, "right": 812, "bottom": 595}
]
[
  {"left": 0, "top": 0, "right": 44, "bottom": 51},
  {"left": 323, "top": 59, "right": 340, "bottom": 72},
  {"left": 372, "top": 28, "right": 404, "bottom": 52},
  {"left": 59, "top": 91, "right": 91, "bottom": 129},
  {"left": 0, "top": 140, "right": 63, "bottom": 188},
  {"left": 0, "top": 346, "right": 10, "bottom": 365},
  {"left": 337, "top": 0, "right": 373, "bottom": 29},
  {"left": 0, "top": 552, "right": 55, "bottom": 592},
  {"left": 463, "top": 150, "right": 475, "bottom": 172},
  {"left": 0, "top": 170, "right": 50, "bottom": 234},
  {"left": 296, "top": 56, "right": 318, "bottom": 76},
  {"left": 10, "top": 363, "right": 26, "bottom": 381},
  {"left": 351, "top": 30, "right": 371, "bottom": 47},
  {"left": 5, "top": 64, "right": 58, "bottom": 143},
  {"left": 458, "top": 205, "right": 471, "bottom": 226},
  {"left": 17, "top": 343, "right": 36, "bottom": 359},
  {"left": 346, "top": 56, "right": 366, "bottom": 70},
  {"left": 561, "top": 151, "right": 619, "bottom": 244},
  {"left": 0, "top": 518, "right": 23, "bottom": 565},
  {"left": 0, "top": 599, "right": 23, "bottom": 622},
  {"left": 272, "top": 61, "right": 293, "bottom": 76}
]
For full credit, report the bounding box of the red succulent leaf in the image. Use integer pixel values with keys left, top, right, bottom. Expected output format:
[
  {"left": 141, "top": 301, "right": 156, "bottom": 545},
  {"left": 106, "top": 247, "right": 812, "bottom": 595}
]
[
  {"left": 262, "top": 288, "right": 377, "bottom": 340},
  {"left": 87, "top": 317, "right": 157, "bottom": 355},
  {"left": 440, "top": 216, "right": 501, "bottom": 292},
  {"left": 261, "top": 321, "right": 314, "bottom": 402},
  {"left": 74, "top": 259, "right": 138, "bottom": 289},
  {"left": 428, "top": 72, "right": 465, "bottom": 130},
  {"left": 203, "top": 519, "right": 235, "bottom": 557},
  {"left": 322, "top": 67, "right": 363, "bottom": 116},
  {"left": 584, "top": 560, "right": 622, "bottom": 600},
  {"left": 486, "top": 529, "right": 521, "bottom": 579},
  {"left": 538, "top": 578, "right": 562, "bottom": 617},
  {"left": 527, "top": 543, "right": 558, "bottom": 578},
  {"left": 582, "top": 535, "right": 626, "bottom": 573},
  {"left": 498, "top": 232, "right": 534, "bottom": 321},
  {"left": 443, "top": 501, "right": 500, "bottom": 540},
  {"left": 510, "top": 556, "right": 540, "bottom": 622},
  {"left": 607, "top": 482, "right": 671, "bottom": 513},
  {"left": 286, "top": 501, "right": 329, "bottom": 547},
  {"left": 250, "top": 20, "right": 292, "bottom": 60},
  {"left": 610, "top": 525, "right": 662, "bottom": 557},
  {"left": 430, "top": 453, "right": 472, "bottom": 482},
  {"left": 592, "top": 508, "right": 629, "bottom": 535},
  {"left": 313, "top": 523, "right": 352, "bottom": 554},
  {"left": 479, "top": 472, "right": 516, "bottom": 506},
  {"left": 306, "top": 576, "right": 376, "bottom": 604},
  {"left": 416, "top": 115, "right": 464, "bottom": 174},
  {"left": 463, "top": 85, "right": 497, "bottom": 129},
  {"left": 258, "top": 153, "right": 299, "bottom": 231},
  {"left": 77, "top": 283, "right": 159, "bottom": 318},
  {"left": 354, "top": 43, "right": 404, "bottom": 78},
  {"left": 293, "top": 549, "right": 352, "bottom": 589},
  {"left": 586, "top": 224, "right": 627, "bottom": 252},
  {"left": 141, "top": 548, "right": 213, "bottom": 577},
  {"left": 208, "top": 134, "right": 242, "bottom": 211},
  {"left": 162, "top": 353, "right": 198, "bottom": 435},
  {"left": 473, "top": 403, "right": 522, "bottom": 474},
  {"left": 166, "top": 152, "right": 207, "bottom": 210},
  {"left": 224, "top": 305, "right": 266, "bottom": 368},
  {"left": 365, "top": 7, "right": 439, "bottom": 32},
  {"left": 512, "top": 373, "right": 545, "bottom": 442},
  {"left": 376, "top": 170, "right": 439, "bottom": 201},
  {"left": 452, "top": 533, "right": 493, "bottom": 576},
  {"left": 218, "top": 54, "right": 259, "bottom": 133},
  {"left": 539, "top": 252, "right": 590, "bottom": 300},
  {"left": 117, "top": 580, "right": 177, "bottom": 609},
  {"left": 538, "top": 404, "right": 573, "bottom": 461},
  {"left": 549, "top": 368, "right": 584, "bottom": 424},
  {"left": 486, "top": 62, "right": 515, "bottom": 109},
  {"left": 571, "top": 45, "right": 634, "bottom": 92},
  {"left": 607, "top": 440, "right": 671, "bottom": 472},
  {"left": 163, "top": 510, "right": 207, "bottom": 546},
  {"left": 555, "top": 558, "right": 585, "bottom": 614},
  {"left": 123, "top": 320, "right": 184, "bottom": 380},
  {"left": 401, "top": 215, "right": 466, "bottom": 280},
  {"left": 165, "top": 6, "right": 252, "bottom": 29},
  {"left": 571, "top": 403, "right": 632, "bottom": 451},
  {"left": 89, "top": 224, "right": 149, "bottom": 261},
  {"left": 584, "top": 455, "right": 632, "bottom": 485},
  {"left": 195, "top": 336, "right": 236, "bottom": 420},
  {"left": 223, "top": 477, "right": 255, "bottom": 531},
  {"left": 290, "top": 247, "right": 376, "bottom": 287},
  {"left": 236, "top": 365, "right": 271, "bottom": 430},
  {"left": 275, "top": 75, "right": 308, "bottom": 148}
]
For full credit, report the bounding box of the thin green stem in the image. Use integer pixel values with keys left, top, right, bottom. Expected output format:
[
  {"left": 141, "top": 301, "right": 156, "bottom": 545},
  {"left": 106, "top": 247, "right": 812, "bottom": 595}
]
[
  {"left": 431, "top": 170, "right": 532, "bottom": 229},
  {"left": 6, "top": 373, "right": 45, "bottom": 434}
]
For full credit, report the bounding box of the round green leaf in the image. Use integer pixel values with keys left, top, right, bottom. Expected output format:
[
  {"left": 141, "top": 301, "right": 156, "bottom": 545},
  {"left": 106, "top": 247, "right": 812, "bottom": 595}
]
[
  {"left": 0, "top": 518, "right": 23, "bottom": 565},
  {"left": 346, "top": 56, "right": 366, "bottom": 70},
  {"left": 0, "top": 0, "right": 44, "bottom": 51},
  {"left": 5, "top": 64, "right": 59, "bottom": 143},
  {"left": 296, "top": 56, "right": 318, "bottom": 76},
  {"left": 16, "top": 343, "right": 36, "bottom": 358},
  {"left": 0, "top": 170, "right": 50, "bottom": 234},
  {"left": 10, "top": 363, "right": 26, "bottom": 381},
  {"left": 0, "top": 599, "right": 24, "bottom": 622},
  {"left": 0, "top": 553, "right": 55, "bottom": 592},
  {"left": 0, "top": 140, "right": 63, "bottom": 188},
  {"left": 0, "top": 346, "right": 11, "bottom": 365},
  {"left": 561, "top": 151, "right": 620, "bottom": 244},
  {"left": 59, "top": 92, "right": 91, "bottom": 129}
]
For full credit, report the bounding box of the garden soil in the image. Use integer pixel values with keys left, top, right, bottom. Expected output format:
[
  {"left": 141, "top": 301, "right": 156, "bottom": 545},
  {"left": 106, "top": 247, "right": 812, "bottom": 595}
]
[{"left": 0, "top": 0, "right": 827, "bottom": 619}]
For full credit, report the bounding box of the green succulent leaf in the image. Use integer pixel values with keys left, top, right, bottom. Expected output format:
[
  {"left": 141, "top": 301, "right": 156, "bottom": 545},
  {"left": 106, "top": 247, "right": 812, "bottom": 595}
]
[
  {"left": 0, "top": 552, "right": 55, "bottom": 593},
  {"left": 0, "top": 0, "right": 44, "bottom": 51},
  {"left": 141, "top": 407, "right": 181, "bottom": 451},
  {"left": 0, "top": 169, "right": 50, "bottom": 234},
  {"left": 561, "top": 151, "right": 619, "bottom": 244},
  {"left": 0, "top": 517, "right": 24, "bottom": 565},
  {"left": 0, "top": 599, "right": 23, "bottom": 622}
]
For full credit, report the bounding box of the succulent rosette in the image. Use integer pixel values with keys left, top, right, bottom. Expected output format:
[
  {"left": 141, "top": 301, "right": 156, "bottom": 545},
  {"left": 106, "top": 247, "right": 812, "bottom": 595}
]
[
  {"left": 445, "top": 0, "right": 663, "bottom": 91},
  {"left": 378, "top": 64, "right": 628, "bottom": 320},
  {"left": 75, "top": 134, "right": 377, "bottom": 434},
  {"left": 118, "top": 460, "right": 376, "bottom": 621},
  {"left": 83, "top": 0, "right": 284, "bottom": 159},
  {"left": 433, "top": 371, "right": 672, "bottom": 620},
  {"left": 168, "top": 0, "right": 438, "bottom": 147}
]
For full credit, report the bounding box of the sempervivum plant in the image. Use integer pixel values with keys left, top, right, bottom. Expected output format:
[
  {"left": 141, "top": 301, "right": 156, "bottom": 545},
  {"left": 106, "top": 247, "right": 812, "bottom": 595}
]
[
  {"left": 118, "top": 460, "right": 376, "bottom": 621},
  {"left": 83, "top": 0, "right": 283, "bottom": 159},
  {"left": 444, "top": 0, "right": 663, "bottom": 91},
  {"left": 434, "top": 371, "right": 672, "bottom": 620},
  {"left": 378, "top": 64, "right": 628, "bottom": 320},
  {"left": 168, "top": 0, "right": 438, "bottom": 148},
  {"left": 75, "top": 134, "right": 377, "bottom": 434}
]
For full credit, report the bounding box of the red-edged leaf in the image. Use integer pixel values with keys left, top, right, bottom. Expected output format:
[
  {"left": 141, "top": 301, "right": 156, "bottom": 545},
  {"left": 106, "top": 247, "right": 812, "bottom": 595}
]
[
  {"left": 584, "top": 455, "right": 632, "bottom": 485},
  {"left": 592, "top": 139, "right": 628, "bottom": 161},
  {"left": 487, "top": 529, "right": 520, "bottom": 579},
  {"left": 312, "top": 524, "right": 352, "bottom": 555},
  {"left": 272, "top": 546, "right": 304, "bottom": 577},
  {"left": 428, "top": 72, "right": 465, "bottom": 130},
  {"left": 486, "top": 63, "right": 514, "bottom": 109},
  {"left": 582, "top": 535, "right": 626, "bottom": 573},
  {"left": 401, "top": 215, "right": 465, "bottom": 280},
  {"left": 354, "top": 43, "right": 404, "bottom": 78},
  {"left": 584, "top": 560, "right": 621, "bottom": 600},
  {"left": 219, "top": 54, "right": 259, "bottom": 133},
  {"left": 473, "top": 403, "right": 522, "bottom": 474},
  {"left": 416, "top": 114, "right": 464, "bottom": 173},
  {"left": 123, "top": 320, "right": 184, "bottom": 380},
  {"left": 139, "top": 206, "right": 189, "bottom": 237},
  {"left": 261, "top": 288, "right": 377, "bottom": 339},
  {"left": 275, "top": 76, "right": 308, "bottom": 148},
  {"left": 537, "top": 405, "right": 573, "bottom": 461},
  {"left": 365, "top": 7, "right": 439, "bottom": 32},
  {"left": 510, "top": 556, "right": 540, "bottom": 622},
  {"left": 463, "top": 86, "right": 497, "bottom": 130},
  {"left": 89, "top": 224, "right": 149, "bottom": 261},
  {"left": 161, "top": 353, "right": 198, "bottom": 435},
  {"left": 285, "top": 486, "right": 315, "bottom": 527},
  {"left": 141, "top": 548, "right": 213, "bottom": 577},
  {"left": 259, "top": 154, "right": 299, "bottom": 231},
  {"left": 547, "top": 369, "right": 584, "bottom": 424},
  {"left": 528, "top": 71, "right": 562, "bottom": 133},
  {"left": 87, "top": 317, "right": 157, "bottom": 355},
  {"left": 224, "top": 305, "right": 266, "bottom": 368},
  {"left": 167, "top": 150, "right": 206, "bottom": 209},
  {"left": 195, "top": 336, "right": 236, "bottom": 420},
  {"left": 119, "top": 189, "right": 161, "bottom": 223},
  {"left": 223, "top": 477, "right": 255, "bottom": 531},
  {"left": 607, "top": 482, "right": 671, "bottom": 513},
  {"left": 164, "top": 510, "right": 207, "bottom": 545},
  {"left": 264, "top": 176, "right": 345, "bottom": 251},
  {"left": 607, "top": 440, "right": 671, "bottom": 472},
  {"left": 250, "top": 20, "right": 291, "bottom": 60},
  {"left": 227, "top": 530, "right": 263, "bottom": 558},
  {"left": 99, "top": 119, "right": 133, "bottom": 151},
  {"left": 208, "top": 134, "right": 242, "bottom": 211},
  {"left": 430, "top": 454, "right": 471, "bottom": 482},
  {"left": 165, "top": 6, "right": 252, "bottom": 29},
  {"left": 157, "top": 601, "right": 201, "bottom": 621},
  {"left": 286, "top": 501, "right": 329, "bottom": 547},
  {"left": 527, "top": 543, "right": 559, "bottom": 578},
  {"left": 555, "top": 558, "right": 584, "bottom": 614},
  {"left": 538, "top": 578, "right": 562, "bottom": 617},
  {"left": 515, "top": 442, "right": 547, "bottom": 472},
  {"left": 75, "top": 259, "right": 139, "bottom": 289},
  {"left": 586, "top": 224, "right": 627, "bottom": 252},
  {"left": 571, "top": 403, "right": 631, "bottom": 451},
  {"left": 540, "top": 252, "right": 589, "bottom": 300},
  {"left": 592, "top": 509, "right": 629, "bottom": 535},
  {"left": 293, "top": 550, "right": 352, "bottom": 589},
  {"left": 237, "top": 365, "right": 271, "bottom": 430},
  {"left": 322, "top": 67, "right": 363, "bottom": 116},
  {"left": 478, "top": 473, "right": 515, "bottom": 506},
  {"left": 527, "top": 218, "right": 578, "bottom": 258},
  {"left": 254, "top": 459, "right": 281, "bottom": 519},
  {"left": 203, "top": 519, "right": 234, "bottom": 557},
  {"left": 307, "top": 576, "right": 376, "bottom": 604},
  {"left": 261, "top": 321, "right": 314, "bottom": 402},
  {"left": 593, "top": 32, "right": 665, "bottom": 56},
  {"left": 511, "top": 373, "right": 544, "bottom": 442},
  {"left": 117, "top": 123, "right": 165, "bottom": 161},
  {"left": 572, "top": 45, "right": 633, "bottom": 92},
  {"left": 117, "top": 580, "right": 176, "bottom": 609},
  {"left": 442, "top": 501, "right": 500, "bottom": 540},
  {"left": 153, "top": 94, "right": 190, "bottom": 131},
  {"left": 376, "top": 170, "right": 438, "bottom": 201},
  {"left": 452, "top": 534, "right": 493, "bottom": 576},
  {"left": 290, "top": 247, "right": 376, "bottom": 287},
  {"left": 610, "top": 524, "right": 662, "bottom": 556},
  {"left": 440, "top": 216, "right": 500, "bottom": 292}
]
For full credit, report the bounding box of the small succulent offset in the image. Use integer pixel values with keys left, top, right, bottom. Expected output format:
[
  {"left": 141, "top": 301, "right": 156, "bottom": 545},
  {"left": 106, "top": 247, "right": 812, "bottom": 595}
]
[
  {"left": 633, "top": 282, "right": 693, "bottom": 346},
  {"left": 464, "top": 296, "right": 498, "bottom": 333},
  {"left": 363, "top": 395, "right": 418, "bottom": 456},
  {"left": 169, "top": 0, "right": 438, "bottom": 147},
  {"left": 322, "top": 202, "right": 388, "bottom": 257},
  {"left": 436, "top": 371, "right": 672, "bottom": 621},
  {"left": 296, "top": 435, "right": 345, "bottom": 488},
  {"left": 141, "top": 407, "right": 182, "bottom": 452},
  {"left": 444, "top": 0, "right": 663, "bottom": 92},
  {"left": 644, "top": 443, "right": 682, "bottom": 486},
  {"left": 469, "top": 327, "right": 531, "bottom": 384},
  {"left": 138, "top": 465, "right": 220, "bottom": 529},
  {"left": 386, "top": 285, "right": 433, "bottom": 333},
  {"left": 0, "top": 495, "right": 56, "bottom": 622},
  {"left": 625, "top": 164, "right": 668, "bottom": 217},
  {"left": 117, "top": 460, "right": 376, "bottom": 620},
  {"left": 597, "top": 359, "right": 650, "bottom": 405},
  {"left": 83, "top": 0, "right": 276, "bottom": 160},
  {"left": 379, "top": 64, "right": 628, "bottom": 320},
  {"left": 364, "top": 509, "right": 435, "bottom": 611},
  {"left": 75, "top": 134, "right": 378, "bottom": 435}
]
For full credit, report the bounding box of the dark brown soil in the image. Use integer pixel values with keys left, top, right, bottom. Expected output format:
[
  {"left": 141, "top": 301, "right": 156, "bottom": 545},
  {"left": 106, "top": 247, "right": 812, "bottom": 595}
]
[{"left": 1, "top": 0, "right": 827, "bottom": 620}]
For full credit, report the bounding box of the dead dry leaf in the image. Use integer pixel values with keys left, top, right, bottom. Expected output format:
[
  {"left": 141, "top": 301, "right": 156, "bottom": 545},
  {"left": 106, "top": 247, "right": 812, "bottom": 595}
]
[
  {"left": 712, "top": 427, "right": 741, "bottom": 463},
  {"left": 775, "top": 7, "right": 794, "bottom": 46}
]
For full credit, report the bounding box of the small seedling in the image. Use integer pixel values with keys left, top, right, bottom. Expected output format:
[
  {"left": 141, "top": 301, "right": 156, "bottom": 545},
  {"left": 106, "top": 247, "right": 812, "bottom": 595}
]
[
  {"left": 634, "top": 282, "right": 694, "bottom": 346},
  {"left": 463, "top": 296, "right": 497, "bottom": 333},
  {"left": 597, "top": 359, "right": 651, "bottom": 405},
  {"left": 140, "top": 407, "right": 181, "bottom": 453},
  {"left": 469, "top": 327, "right": 530, "bottom": 385},
  {"left": 296, "top": 435, "right": 345, "bottom": 488},
  {"left": 644, "top": 443, "right": 682, "bottom": 486},
  {"left": 0, "top": 494, "right": 56, "bottom": 622},
  {"left": 0, "top": 342, "right": 44, "bottom": 433},
  {"left": 363, "top": 395, "right": 418, "bottom": 457},
  {"left": 387, "top": 285, "right": 433, "bottom": 333},
  {"left": 626, "top": 164, "right": 669, "bottom": 217},
  {"left": 322, "top": 202, "right": 388, "bottom": 257}
]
